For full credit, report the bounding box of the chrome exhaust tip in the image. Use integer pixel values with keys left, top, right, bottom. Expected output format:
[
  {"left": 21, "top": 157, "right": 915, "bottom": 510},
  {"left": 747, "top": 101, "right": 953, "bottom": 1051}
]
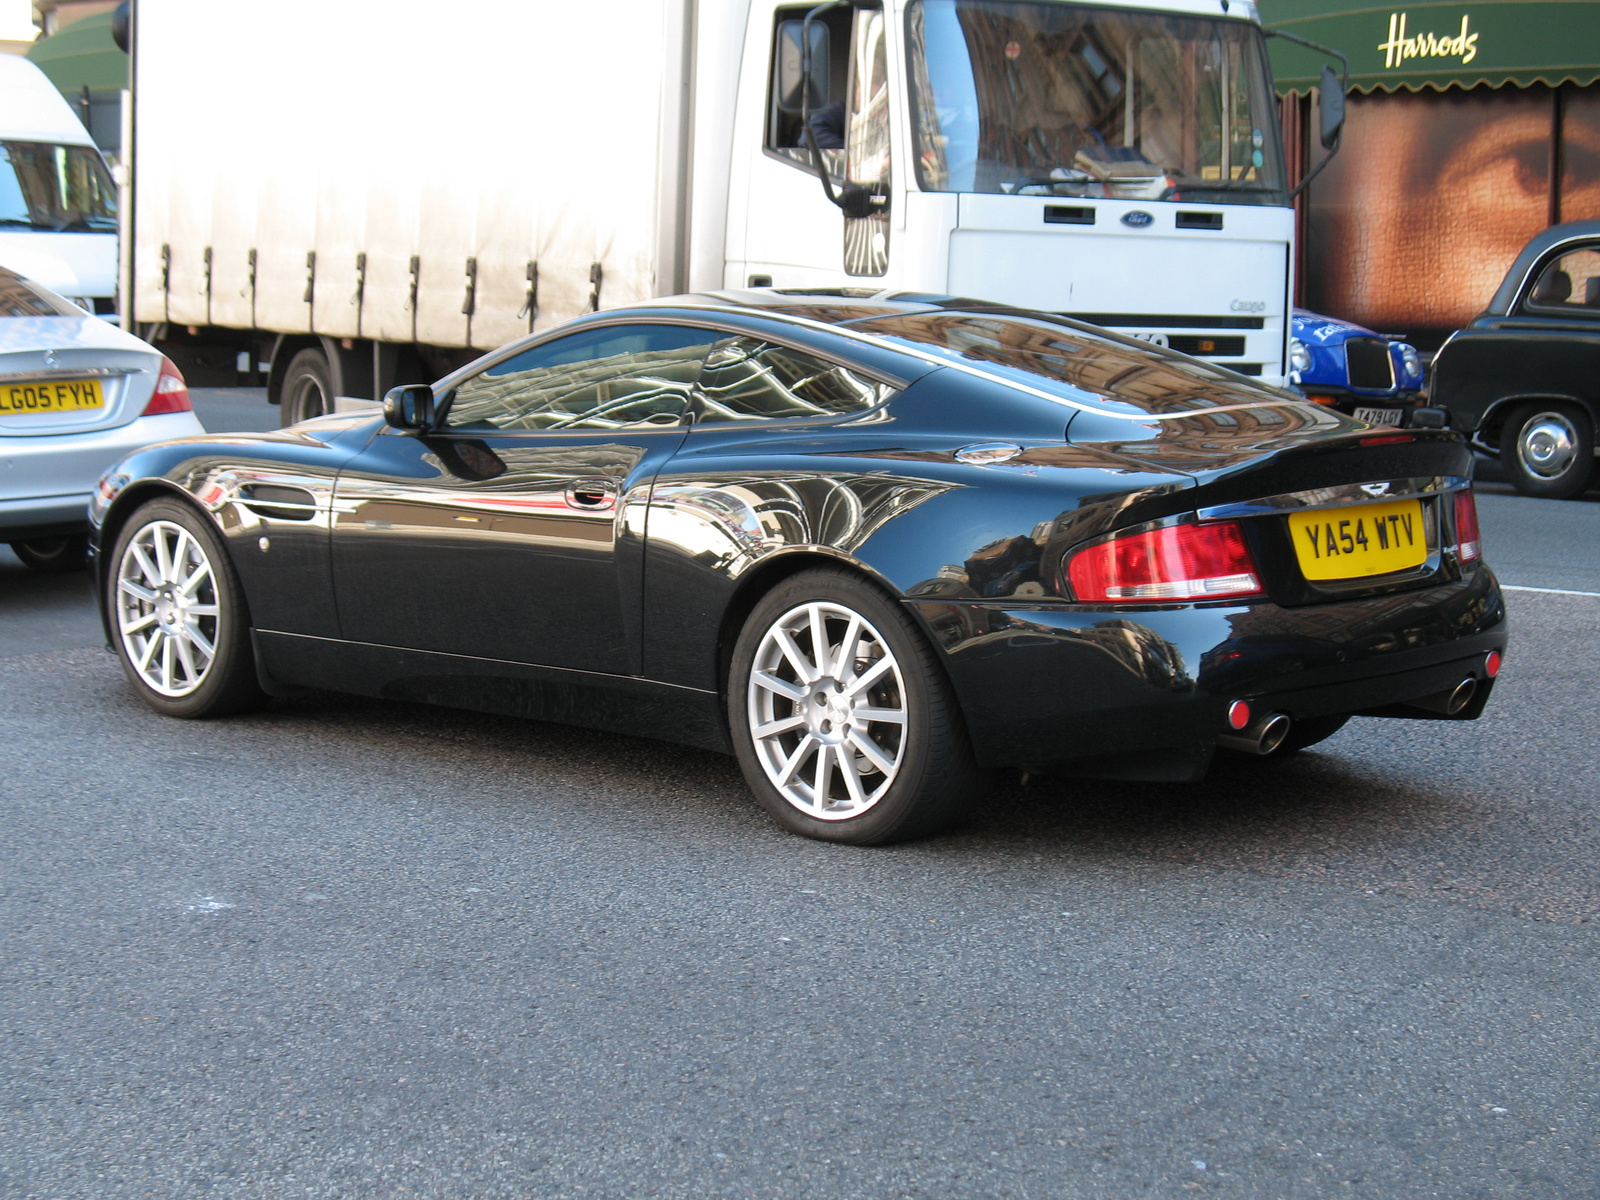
[
  {"left": 1217, "top": 711, "right": 1292, "bottom": 756},
  {"left": 1445, "top": 676, "right": 1477, "bottom": 715}
]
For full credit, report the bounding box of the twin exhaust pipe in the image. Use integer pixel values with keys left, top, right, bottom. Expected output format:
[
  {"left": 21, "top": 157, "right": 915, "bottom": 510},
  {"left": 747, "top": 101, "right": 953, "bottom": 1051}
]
[{"left": 1221, "top": 667, "right": 1487, "bottom": 756}]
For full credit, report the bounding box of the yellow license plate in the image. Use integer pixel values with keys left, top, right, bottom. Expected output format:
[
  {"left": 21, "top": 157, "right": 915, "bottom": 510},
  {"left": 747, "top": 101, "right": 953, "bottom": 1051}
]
[
  {"left": 1288, "top": 498, "right": 1427, "bottom": 581},
  {"left": 0, "top": 377, "right": 104, "bottom": 415}
]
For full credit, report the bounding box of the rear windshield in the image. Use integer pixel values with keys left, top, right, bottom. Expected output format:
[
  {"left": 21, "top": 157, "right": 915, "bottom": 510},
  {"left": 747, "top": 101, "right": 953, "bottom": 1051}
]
[
  {"left": 0, "top": 141, "right": 117, "bottom": 233},
  {"left": 847, "top": 311, "right": 1273, "bottom": 415},
  {"left": 0, "top": 265, "right": 87, "bottom": 316}
]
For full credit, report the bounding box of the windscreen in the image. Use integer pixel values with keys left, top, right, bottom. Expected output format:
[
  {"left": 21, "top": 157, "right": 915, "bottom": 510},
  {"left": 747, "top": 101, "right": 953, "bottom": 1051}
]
[
  {"left": 906, "top": 1, "right": 1286, "bottom": 204},
  {"left": 0, "top": 141, "right": 117, "bottom": 233},
  {"left": 0, "top": 264, "right": 87, "bottom": 316}
]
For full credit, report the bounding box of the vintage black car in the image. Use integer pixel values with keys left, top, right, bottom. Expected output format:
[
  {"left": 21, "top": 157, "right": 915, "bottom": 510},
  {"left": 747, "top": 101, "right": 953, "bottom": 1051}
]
[
  {"left": 91, "top": 291, "right": 1506, "bottom": 845},
  {"left": 1433, "top": 219, "right": 1600, "bottom": 498}
]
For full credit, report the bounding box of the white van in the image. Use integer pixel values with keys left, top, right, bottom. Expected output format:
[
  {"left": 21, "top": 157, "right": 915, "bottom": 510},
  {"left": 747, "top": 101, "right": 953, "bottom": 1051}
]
[{"left": 0, "top": 54, "right": 117, "bottom": 317}]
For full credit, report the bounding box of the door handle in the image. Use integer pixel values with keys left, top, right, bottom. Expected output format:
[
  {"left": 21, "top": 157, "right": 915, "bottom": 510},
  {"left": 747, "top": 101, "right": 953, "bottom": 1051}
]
[{"left": 564, "top": 480, "right": 616, "bottom": 511}]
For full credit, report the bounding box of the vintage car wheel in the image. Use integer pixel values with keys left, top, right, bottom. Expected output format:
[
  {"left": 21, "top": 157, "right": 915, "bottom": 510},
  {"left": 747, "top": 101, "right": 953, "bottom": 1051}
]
[
  {"left": 10, "top": 534, "right": 88, "bottom": 573},
  {"left": 1500, "top": 402, "right": 1596, "bottom": 499},
  {"left": 729, "top": 568, "right": 985, "bottom": 845},
  {"left": 107, "top": 498, "right": 265, "bottom": 718}
]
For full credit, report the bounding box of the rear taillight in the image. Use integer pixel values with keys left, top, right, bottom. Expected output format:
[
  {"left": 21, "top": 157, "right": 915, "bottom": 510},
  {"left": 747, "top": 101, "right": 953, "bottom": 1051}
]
[
  {"left": 1066, "top": 521, "right": 1263, "bottom": 603},
  {"left": 142, "top": 357, "right": 192, "bottom": 415},
  {"left": 1454, "top": 490, "right": 1481, "bottom": 562}
]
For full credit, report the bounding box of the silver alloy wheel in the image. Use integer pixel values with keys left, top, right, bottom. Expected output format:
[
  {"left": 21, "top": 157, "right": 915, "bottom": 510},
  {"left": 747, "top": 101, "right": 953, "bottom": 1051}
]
[
  {"left": 115, "top": 519, "right": 221, "bottom": 697},
  {"left": 746, "top": 600, "right": 907, "bottom": 820},
  {"left": 1517, "top": 411, "right": 1580, "bottom": 478}
]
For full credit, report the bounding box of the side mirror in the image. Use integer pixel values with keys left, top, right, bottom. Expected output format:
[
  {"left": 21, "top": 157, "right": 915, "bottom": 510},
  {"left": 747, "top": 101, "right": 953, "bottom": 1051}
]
[
  {"left": 1318, "top": 64, "right": 1346, "bottom": 150},
  {"left": 383, "top": 384, "right": 436, "bottom": 431},
  {"left": 775, "top": 19, "right": 829, "bottom": 116}
]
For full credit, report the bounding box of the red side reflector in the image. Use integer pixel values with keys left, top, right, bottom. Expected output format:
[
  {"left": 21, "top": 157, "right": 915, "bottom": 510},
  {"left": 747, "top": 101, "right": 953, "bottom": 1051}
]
[
  {"left": 1227, "top": 700, "right": 1252, "bottom": 730},
  {"left": 1359, "top": 434, "right": 1413, "bottom": 446},
  {"left": 1485, "top": 650, "right": 1502, "bottom": 678},
  {"left": 1454, "top": 490, "right": 1481, "bottom": 562},
  {"left": 1067, "top": 521, "right": 1263, "bottom": 603},
  {"left": 142, "top": 357, "right": 192, "bottom": 415}
]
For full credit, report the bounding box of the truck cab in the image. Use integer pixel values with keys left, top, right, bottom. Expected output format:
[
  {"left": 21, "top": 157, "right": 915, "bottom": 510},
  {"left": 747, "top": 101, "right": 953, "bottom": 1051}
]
[{"left": 724, "top": 0, "right": 1294, "bottom": 385}]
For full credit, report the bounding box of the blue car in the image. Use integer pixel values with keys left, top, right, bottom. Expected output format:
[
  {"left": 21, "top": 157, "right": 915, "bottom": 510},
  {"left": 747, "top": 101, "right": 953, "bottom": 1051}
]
[{"left": 1289, "top": 309, "right": 1431, "bottom": 426}]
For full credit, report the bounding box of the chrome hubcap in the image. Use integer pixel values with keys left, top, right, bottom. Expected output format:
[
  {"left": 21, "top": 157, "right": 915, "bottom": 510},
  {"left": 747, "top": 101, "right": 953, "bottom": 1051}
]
[
  {"left": 1519, "top": 412, "right": 1579, "bottom": 478},
  {"left": 747, "top": 601, "right": 907, "bottom": 820},
  {"left": 116, "top": 520, "right": 220, "bottom": 697}
]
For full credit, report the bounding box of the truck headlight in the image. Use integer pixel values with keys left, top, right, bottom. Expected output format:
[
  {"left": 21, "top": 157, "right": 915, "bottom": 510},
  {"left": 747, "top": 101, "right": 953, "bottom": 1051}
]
[{"left": 1288, "top": 338, "right": 1312, "bottom": 374}]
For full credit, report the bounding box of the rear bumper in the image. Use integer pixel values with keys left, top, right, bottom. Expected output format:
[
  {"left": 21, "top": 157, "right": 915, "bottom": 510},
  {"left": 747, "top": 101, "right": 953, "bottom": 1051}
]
[
  {"left": 912, "top": 567, "right": 1507, "bottom": 780},
  {"left": 0, "top": 492, "right": 92, "bottom": 540}
]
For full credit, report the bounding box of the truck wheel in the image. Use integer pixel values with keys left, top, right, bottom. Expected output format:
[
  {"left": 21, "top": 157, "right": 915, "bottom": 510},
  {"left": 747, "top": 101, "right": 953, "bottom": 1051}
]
[
  {"left": 1500, "top": 402, "right": 1596, "bottom": 499},
  {"left": 728, "top": 567, "right": 986, "bottom": 845},
  {"left": 281, "top": 348, "right": 333, "bottom": 426},
  {"left": 10, "top": 534, "right": 88, "bottom": 572},
  {"left": 107, "top": 498, "right": 265, "bottom": 718}
]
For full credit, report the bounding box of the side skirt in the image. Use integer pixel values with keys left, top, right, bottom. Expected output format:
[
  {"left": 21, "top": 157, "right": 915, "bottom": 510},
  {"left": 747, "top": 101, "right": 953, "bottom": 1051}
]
[{"left": 254, "top": 630, "right": 732, "bottom": 754}]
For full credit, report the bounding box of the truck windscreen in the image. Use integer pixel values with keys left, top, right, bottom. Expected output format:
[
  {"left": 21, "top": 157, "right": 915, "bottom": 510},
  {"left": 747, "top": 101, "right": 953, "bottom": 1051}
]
[
  {"left": 906, "top": 1, "right": 1287, "bottom": 205},
  {"left": 0, "top": 142, "right": 117, "bottom": 233}
]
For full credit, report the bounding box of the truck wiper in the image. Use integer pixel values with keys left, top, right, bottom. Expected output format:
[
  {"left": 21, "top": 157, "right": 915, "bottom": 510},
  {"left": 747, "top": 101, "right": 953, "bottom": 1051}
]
[{"left": 1158, "top": 182, "right": 1278, "bottom": 200}]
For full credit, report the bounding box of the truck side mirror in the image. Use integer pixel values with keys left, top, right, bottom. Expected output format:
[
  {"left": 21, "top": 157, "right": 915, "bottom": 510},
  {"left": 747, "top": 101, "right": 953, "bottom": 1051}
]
[
  {"left": 383, "top": 384, "right": 435, "bottom": 431},
  {"left": 1318, "top": 64, "right": 1346, "bottom": 150},
  {"left": 775, "top": 19, "right": 828, "bottom": 115}
]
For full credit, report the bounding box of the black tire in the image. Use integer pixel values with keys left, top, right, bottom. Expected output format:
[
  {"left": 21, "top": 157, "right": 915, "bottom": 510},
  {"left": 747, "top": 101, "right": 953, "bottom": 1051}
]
[
  {"left": 106, "top": 498, "right": 265, "bottom": 718},
  {"left": 10, "top": 534, "right": 88, "bottom": 572},
  {"left": 728, "top": 567, "right": 987, "bottom": 845},
  {"left": 281, "top": 347, "right": 334, "bottom": 426},
  {"left": 1499, "top": 402, "right": 1596, "bottom": 499}
]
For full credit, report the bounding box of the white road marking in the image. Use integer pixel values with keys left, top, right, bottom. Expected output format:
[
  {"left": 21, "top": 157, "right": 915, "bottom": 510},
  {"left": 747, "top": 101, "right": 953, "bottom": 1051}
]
[{"left": 1503, "top": 585, "right": 1600, "bottom": 598}]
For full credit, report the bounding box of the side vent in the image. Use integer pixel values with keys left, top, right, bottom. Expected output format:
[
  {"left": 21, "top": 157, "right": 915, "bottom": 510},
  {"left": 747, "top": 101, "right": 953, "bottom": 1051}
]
[
  {"left": 240, "top": 484, "right": 317, "bottom": 522},
  {"left": 1176, "top": 211, "right": 1224, "bottom": 230},
  {"left": 1044, "top": 205, "right": 1095, "bottom": 225}
]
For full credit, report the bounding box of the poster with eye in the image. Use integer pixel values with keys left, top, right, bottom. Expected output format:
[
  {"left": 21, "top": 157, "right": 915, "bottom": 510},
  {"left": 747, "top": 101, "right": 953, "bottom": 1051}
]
[{"left": 1300, "top": 83, "right": 1600, "bottom": 347}]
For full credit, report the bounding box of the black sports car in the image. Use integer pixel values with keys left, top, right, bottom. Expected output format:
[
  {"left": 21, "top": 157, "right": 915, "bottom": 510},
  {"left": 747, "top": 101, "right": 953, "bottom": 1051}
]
[
  {"left": 1433, "top": 219, "right": 1600, "bottom": 498},
  {"left": 91, "top": 291, "right": 1506, "bottom": 844}
]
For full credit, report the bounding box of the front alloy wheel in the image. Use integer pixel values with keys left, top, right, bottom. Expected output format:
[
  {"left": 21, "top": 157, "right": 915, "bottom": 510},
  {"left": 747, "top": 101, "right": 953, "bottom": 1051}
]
[
  {"left": 109, "top": 499, "right": 264, "bottom": 718},
  {"left": 730, "top": 568, "right": 985, "bottom": 844},
  {"left": 116, "top": 518, "right": 221, "bottom": 697}
]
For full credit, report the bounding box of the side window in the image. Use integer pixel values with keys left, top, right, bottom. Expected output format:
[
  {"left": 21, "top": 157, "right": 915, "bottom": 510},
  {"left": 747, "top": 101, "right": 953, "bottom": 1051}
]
[
  {"left": 1526, "top": 245, "right": 1600, "bottom": 312},
  {"left": 444, "top": 324, "right": 718, "bottom": 433},
  {"left": 766, "top": 5, "right": 851, "bottom": 170},
  {"left": 695, "top": 337, "right": 895, "bottom": 423}
]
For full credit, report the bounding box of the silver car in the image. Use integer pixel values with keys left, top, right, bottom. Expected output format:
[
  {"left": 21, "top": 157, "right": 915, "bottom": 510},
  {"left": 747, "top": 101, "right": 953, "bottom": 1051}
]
[{"left": 0, "top": 266, "right": 203, "bottom": 571}]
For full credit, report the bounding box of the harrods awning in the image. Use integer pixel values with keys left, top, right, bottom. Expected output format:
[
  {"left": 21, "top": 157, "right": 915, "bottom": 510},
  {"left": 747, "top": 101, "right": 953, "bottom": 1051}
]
[{"left": 1257, "top": 1, "right": 1600, "bottom": 94}]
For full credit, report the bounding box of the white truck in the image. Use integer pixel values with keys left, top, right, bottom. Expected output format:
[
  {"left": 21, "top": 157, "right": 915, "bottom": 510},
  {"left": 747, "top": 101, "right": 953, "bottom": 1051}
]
[
  {"left": 129, "top": 0, "right": 1318, "bottom": 421},
  {"left": 0, "top": 54, "right": 119, "bottom": 315}
]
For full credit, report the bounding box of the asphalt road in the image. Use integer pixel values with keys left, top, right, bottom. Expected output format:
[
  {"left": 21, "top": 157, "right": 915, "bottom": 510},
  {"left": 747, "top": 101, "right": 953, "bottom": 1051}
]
[{"left": 3, "top": 393, "right": 1598, "bottom": 1198}]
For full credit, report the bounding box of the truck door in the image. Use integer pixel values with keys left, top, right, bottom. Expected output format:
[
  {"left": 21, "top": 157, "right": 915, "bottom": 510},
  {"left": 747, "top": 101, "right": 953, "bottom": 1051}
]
[
  {"left": 329, "top": 323, "right": 719, "bottom": 675},
  {"left": 737, "top": 4, "right": 893, "bottom": 285}
]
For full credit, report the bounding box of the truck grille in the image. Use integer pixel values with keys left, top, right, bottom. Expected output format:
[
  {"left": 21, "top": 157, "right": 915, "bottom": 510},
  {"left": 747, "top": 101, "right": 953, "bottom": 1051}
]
[
  {"left": 1344, "top": 337, "right": 1396, "bottom": 390},
  {"left": 1168, "top": 335, "right": 1246, "bottom": 357}
]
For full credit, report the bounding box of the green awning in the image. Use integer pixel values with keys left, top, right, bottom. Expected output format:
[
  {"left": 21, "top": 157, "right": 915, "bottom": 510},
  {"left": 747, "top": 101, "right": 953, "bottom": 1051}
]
[
  {"left": 25, "top": 9, "right": 127, "bottom": 93},
  {"left": 1258, "top": 1, "right": 1600, "bottom": 94}
]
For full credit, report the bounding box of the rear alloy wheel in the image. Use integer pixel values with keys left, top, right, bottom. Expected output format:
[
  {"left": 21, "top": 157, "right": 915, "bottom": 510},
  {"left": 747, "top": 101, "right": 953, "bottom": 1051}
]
[
  {"left": 10, "top": 534, "right": 88, "bottom": 572},
  {"left": 730, "top": 568, "right": 985, "bottom": 844},
  {"left": 1500, "top": 402, "right": 1596, "bottom": 499},
  {"left": 281, "top": 347, "right": 333, "bottom": 426},
  {"left": 108, "top": 499, "right": 264, "bottom": 718}
]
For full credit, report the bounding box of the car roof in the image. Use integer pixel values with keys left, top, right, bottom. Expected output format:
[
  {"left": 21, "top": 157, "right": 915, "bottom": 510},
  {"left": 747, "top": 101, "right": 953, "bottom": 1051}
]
[{"left": 1485, "top": 219, "right": 1600, "bottom": 315}]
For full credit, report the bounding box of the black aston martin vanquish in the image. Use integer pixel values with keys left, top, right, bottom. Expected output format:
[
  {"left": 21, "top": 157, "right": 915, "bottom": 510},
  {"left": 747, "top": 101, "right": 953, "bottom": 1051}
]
[{"left": 91, "top": 291, "right": 1506, "bottom": 844}]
